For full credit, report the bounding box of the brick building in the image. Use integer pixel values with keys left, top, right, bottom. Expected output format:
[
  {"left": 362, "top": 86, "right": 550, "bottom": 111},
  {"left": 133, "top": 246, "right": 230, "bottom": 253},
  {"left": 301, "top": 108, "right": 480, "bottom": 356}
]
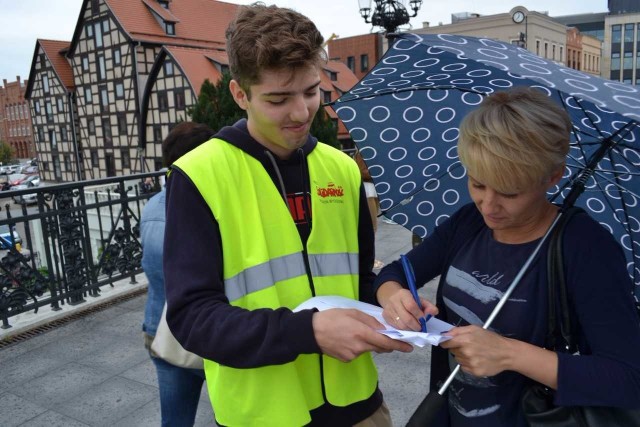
[
  {"left": 0, "top": 76, "right": 35, "bottom": 159},
  {"left": 328, "top": 33, "right": 385, "bottom": 80},
  {"left": 26, "top": 0, "right": 358, "bottom": 182}
]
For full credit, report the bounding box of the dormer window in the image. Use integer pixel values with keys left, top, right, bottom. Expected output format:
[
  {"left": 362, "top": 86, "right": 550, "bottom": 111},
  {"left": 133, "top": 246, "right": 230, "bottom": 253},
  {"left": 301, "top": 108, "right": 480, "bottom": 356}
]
[
  {"left": 158, "top": 0, "right": 169, "bottom": 8},
  {"left": 329, "top": 71, "right": 337, "bottom": 81},
  {"left": 165, "top": 22, "right": 175, "bottom": 35}
]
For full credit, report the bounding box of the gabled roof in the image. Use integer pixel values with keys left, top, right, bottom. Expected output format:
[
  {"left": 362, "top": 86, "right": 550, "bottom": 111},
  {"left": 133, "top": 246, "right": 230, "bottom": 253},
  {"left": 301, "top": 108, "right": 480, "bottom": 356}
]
[
  {"left": 324, "top": 61, "right": 359, "bottom": 94},
  {"left": 69, "top": 0, "right": 239, "bottom": 56},
  {"left": 25, "top": 39, "right": 74, "bottom": 99},
  {"left": 165, "top": 46, "right": 225, "bottom": 96}
]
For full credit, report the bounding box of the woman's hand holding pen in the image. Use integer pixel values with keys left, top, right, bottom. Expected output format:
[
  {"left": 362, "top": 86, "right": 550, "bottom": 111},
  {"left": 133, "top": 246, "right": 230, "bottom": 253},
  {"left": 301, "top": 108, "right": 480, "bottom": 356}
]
[{"left": 377, "top": 281, "right": 438, "bottom": 332}]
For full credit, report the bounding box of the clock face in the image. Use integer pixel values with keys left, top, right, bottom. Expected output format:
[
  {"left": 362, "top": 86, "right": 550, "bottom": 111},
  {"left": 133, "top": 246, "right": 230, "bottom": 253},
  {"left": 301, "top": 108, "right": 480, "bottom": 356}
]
[{"left": 513, "top": 11, "right": 525, "bottom": 23}]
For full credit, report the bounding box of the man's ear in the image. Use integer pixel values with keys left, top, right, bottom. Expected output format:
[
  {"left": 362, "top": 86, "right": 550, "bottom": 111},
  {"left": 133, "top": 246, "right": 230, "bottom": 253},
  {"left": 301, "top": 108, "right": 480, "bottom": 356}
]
[{"left": 229, "top": 79, "right": 248, "bottom": 111}]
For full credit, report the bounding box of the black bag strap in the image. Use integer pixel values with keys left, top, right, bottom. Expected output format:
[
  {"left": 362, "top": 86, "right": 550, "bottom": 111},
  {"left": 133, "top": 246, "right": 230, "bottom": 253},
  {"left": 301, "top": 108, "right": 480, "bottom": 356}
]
[{"left": 546, "top": 207, "right": 583, "bottom": 354}]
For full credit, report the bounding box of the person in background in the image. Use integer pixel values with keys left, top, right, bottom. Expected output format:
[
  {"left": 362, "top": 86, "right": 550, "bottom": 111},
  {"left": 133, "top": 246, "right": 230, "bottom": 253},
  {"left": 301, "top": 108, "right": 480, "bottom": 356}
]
[
  {"left": 163, "top": 4, "right": 412, "bottom": 426},
  {"left": 355, "top": 150, "right": 385, "bottom": 268},
  {"left": 375, "top": 87, "right": 640, "bottom": 426},
  {"left": 141, "top": 121, "right": 215, "bottom": 427}
]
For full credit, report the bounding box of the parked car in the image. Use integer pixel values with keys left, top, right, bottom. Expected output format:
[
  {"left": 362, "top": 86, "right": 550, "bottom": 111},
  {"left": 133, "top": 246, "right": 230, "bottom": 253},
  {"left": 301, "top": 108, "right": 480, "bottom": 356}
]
[
  {"left": 21, "top": 165, "right": 39, "bottom": 174},
  {"left": 12, "top": 175, "right": 41, "bottom": 204},
  {"left": 0, "top": 224, "right": 21, "bottom": 250}
]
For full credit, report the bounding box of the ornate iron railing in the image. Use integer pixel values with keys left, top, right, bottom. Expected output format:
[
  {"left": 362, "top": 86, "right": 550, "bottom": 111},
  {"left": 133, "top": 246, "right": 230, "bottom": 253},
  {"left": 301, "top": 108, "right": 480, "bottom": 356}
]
[{"left": 0, "top": 172, "right": 164, "bottom": 329}]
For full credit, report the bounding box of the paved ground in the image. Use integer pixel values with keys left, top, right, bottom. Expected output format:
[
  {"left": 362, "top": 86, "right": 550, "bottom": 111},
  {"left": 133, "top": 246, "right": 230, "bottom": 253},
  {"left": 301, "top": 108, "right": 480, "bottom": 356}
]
[{"left": 0, "top": 218, "right": 437, "bottom": 426}]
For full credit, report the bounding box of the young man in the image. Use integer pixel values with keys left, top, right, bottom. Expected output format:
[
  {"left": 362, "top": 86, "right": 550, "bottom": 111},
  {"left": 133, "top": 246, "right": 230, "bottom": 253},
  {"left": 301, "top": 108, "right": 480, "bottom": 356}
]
[{"left": 163, "top": 4, "right": 412, "bottom": 426}]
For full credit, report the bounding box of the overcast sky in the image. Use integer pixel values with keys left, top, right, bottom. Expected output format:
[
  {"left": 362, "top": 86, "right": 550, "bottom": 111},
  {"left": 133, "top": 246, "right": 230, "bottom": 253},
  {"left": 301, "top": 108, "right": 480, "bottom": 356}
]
[{"left": 0, "top": 0, "right": 607, "bottom": 83}]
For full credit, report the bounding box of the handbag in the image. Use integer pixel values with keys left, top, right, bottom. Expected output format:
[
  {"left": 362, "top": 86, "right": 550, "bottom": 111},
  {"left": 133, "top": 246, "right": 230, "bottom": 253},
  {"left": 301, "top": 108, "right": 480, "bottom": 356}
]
[
  {"left": 151, "top": 303, "right": 204, "bottom": 370},
  {"left": 521, "top": 207, "right": 640, "bottom": 427}
]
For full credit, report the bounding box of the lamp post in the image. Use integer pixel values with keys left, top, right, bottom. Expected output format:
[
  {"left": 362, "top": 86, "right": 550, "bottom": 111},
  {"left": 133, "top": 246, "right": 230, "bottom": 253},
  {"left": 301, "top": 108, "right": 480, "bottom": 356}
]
[{"left": 358, "top": 0, "right": 423, "bottom": 34}]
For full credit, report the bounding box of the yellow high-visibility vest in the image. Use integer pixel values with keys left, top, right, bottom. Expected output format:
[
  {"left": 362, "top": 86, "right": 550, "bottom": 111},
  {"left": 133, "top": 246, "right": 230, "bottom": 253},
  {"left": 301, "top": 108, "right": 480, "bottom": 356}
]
[{"left": 175, "top": 139, "right": 378, "bottom": 426}]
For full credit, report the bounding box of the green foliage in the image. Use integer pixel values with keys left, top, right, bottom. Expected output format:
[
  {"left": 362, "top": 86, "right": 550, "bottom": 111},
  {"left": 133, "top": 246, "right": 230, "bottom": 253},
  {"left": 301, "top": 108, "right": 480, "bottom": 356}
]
[
  {"left": 0, "top": 141, "right": 14, "bottom": 164},
  {"left": 311, "top": 106, "right": 339, "bottom": 149},
  {"left": 188, "top": 73, "right": 246, "bottom": 132}
]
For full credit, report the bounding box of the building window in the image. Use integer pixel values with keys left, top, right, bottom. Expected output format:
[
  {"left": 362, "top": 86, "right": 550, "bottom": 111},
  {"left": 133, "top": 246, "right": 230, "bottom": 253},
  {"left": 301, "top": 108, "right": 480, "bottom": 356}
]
[
  {"left": 100, "top": 86, "right": 109, "bottom": 112},
  {"left": 624, "top": 23, "right": 634, "bottom": 43},
  {"left": 45, "top": 102, "right": 53, "bottom": 122},
  {"left": 347, "top": 56, "right": 355, "bottom": 72},
  {"left": 57, "top": 97, "right": 64, "bottom": 112},
  {"left": 552, "top": 45, "right": 556, "bottom": 61},
  {"left": 115, "top": 81, "right": 124, "bottom": 99},
  {"left": 102, "top": 118, "right": 112, "bottom": 147},
  {"left": 624, "top": 51, "right": 633, "bottom": 70},
  {"left": 165, "top": 61, "right": 174, "bottom": 75},
  {"left": 329, "top": 71, "right": 337, "bottom": 81},
  {"left": 102, "top": 19, "right": 109, "bottom": 33},
  {"left": 158, "top": 0, "right": 169, "bottom": 8},
  {"left": 158, "top": 92, "right": 168, "bottom": 111},
  {"left": 34, "top": 101, "right": 40, "bottom": 114},
  {"left": 612, "top": 24, "right": 622, "bottom": 43},
  {"left": 86, "top": 23, "right": 93, "bottom": 37},
  {"left": 165, "top": 22, "right": 175, "bottom": 36},
  {"left": 174, "top": 89, "right": 185, "bottom": 109},
  {"left": 82, "top": 56, "right": 89, "bottom": 71},
  {"left": 153, "top": 125, "right": 162, "bottom": 142},
  {"left": 91, "top": 150, "right": 99, "bottom": 167},
  {"left": 91, "top": 0, "right": 100, "bottom": 14},
  {"left": 98, "top": 55, "right": 106, "bottom": 79},
  {"left": 94, "top": 22, "right": 103, "bottom": 47},
  {"left": 323, "top": 90, "right": 332, "bottom": 104},
  {"left": 64, "top": 154, "right": 72, "bottom": 171},
  {"left": 42, "top": 75, "right": 49, "bottom": 93},
  {"left": 42, "top": 161, "right": 49, "bottom": 171},
  {"left": 88, "top": 118, "right": 95, "bottom": 135},
  {"left": 560, "top": 46, "right": 564, "bottom": 64},
  {"left": 39, "top": 53, "right": 46, "bottom": 68},
  {"left": 611, "top": 52, "right": 621, "bottom": 71},
  {"left": 61, "top": 126, "right": 68, "bottom": 141},
  {"left": 85, "top": 87, "right": 92, "bottom": 104},
  {"left": 48, "top": 129, "right": 57, "bottom": 149},
  {"left": 117, "top": 114, "right": 127, "bottom": 134},
  {"left": 38, "top": 127, "right": 44, "bottom": 142},
  {"left": 536, "top": 40, "right": 540, "bottom": 56},
  {"left": 361, "top": 54, "right": 369, "bottom": 72},
  {"left": 121, "top": 149, "right": 130, "bottom": 168},
  {"left": 113, "top": 49, "right": 121, "bottom": 65}
]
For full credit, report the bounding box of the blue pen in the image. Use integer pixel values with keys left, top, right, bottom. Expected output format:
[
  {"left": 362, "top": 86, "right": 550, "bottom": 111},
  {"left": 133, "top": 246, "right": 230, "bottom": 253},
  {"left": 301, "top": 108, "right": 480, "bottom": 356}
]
[{"left": 400, "top": 254, "right": 429, "bottom": 333}]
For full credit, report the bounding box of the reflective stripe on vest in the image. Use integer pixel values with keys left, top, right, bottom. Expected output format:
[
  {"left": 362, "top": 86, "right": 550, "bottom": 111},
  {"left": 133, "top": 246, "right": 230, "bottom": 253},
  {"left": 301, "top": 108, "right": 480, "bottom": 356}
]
[
  {"left": 175, "top": 139, "right": 378, "bottom": 426},
  {"left": 225, "top": 252, "right": 359, "bottom": 302}
]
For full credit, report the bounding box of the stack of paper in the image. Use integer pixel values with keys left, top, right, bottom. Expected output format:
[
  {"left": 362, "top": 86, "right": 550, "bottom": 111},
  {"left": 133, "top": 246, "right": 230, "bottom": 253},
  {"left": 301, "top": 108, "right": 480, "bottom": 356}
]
[{"left": 293, "top": 295, "right": 453, "bottom": 348}]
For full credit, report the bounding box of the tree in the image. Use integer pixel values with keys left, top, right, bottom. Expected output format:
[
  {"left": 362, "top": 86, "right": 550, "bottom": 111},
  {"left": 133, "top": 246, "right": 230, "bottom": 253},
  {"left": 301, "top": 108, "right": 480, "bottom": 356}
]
[
  {"left": 0, "top": 141, "right": 13, "bottom": 164},
  {"left": 190, "top": 72, "right": 340, "bottom": 149},
  {"left": 189, "top": 73, "right": 246, "bottom": 132},
  {"left": 310, "top": 106, "right": 339, "bottom": 149}
]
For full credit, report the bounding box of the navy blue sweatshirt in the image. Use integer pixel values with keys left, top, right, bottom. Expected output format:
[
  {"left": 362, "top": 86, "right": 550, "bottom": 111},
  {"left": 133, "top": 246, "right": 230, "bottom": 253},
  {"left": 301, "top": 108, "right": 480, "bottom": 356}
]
[
  {"left": 375, "top": 203, "right": 640, "bottom": 426},
  {"left": 164, "top": 120, "right": 381, "bottom": 425}
]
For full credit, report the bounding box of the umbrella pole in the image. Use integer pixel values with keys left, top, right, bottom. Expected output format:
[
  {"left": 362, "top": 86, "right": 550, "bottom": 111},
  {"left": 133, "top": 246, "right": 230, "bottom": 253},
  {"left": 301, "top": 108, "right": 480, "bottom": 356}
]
[{"left": 406, "top": 210, "right": 566, "bottom": 427}]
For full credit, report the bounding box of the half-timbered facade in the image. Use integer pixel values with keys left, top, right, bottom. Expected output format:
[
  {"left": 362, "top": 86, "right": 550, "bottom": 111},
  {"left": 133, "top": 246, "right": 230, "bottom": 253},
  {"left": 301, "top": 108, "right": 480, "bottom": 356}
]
[
  {"left": 25, "top": 40, "right": 80, "bottom": 182},
  {"left": 27, "top": 0, "right": 360, "bottom": 181}
]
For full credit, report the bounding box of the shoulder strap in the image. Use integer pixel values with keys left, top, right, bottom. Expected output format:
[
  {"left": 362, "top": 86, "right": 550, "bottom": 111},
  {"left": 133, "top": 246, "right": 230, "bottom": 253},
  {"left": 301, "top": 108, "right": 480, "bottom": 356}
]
[{"left": 546, "top": 206, "right": 583, "bottom": 353}]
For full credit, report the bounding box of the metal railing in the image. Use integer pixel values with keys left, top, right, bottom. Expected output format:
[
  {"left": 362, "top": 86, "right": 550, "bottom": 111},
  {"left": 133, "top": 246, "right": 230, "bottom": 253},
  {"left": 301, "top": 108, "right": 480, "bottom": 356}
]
[{"left": 0, "top": 171, "right": 164, "bottom": 329}]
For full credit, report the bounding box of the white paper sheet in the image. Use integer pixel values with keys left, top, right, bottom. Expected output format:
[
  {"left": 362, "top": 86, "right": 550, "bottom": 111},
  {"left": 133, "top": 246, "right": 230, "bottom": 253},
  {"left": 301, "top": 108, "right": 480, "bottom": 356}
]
[{"left": 294, "top": 295, "right": 453, "bottom": 347}]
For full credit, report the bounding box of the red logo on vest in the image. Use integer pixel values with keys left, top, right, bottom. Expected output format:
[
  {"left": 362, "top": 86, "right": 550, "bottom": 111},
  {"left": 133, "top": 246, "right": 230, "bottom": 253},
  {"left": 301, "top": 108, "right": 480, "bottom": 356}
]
[{"left": 316, "top": 182, "right": 344, "bottom": 198}]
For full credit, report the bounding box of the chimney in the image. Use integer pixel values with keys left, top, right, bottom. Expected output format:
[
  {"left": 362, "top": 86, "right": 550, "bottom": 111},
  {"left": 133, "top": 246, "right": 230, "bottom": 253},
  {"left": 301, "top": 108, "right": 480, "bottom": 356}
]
[{"left": 423, "top": 21, "right": 430, "bottom": 28}]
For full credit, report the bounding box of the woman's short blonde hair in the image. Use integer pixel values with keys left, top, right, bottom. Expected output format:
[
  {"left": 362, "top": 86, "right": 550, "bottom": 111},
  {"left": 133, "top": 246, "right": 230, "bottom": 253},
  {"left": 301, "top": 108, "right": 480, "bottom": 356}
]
[{"left": 457, "top": 87, "right": 571, "bottom": 194}]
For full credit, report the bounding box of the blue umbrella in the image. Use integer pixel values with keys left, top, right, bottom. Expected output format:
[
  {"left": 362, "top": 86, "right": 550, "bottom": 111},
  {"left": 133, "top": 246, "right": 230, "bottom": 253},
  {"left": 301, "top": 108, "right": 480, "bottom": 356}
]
[{"left": 332, "top": 33, "right": 640, "bottom": 301}]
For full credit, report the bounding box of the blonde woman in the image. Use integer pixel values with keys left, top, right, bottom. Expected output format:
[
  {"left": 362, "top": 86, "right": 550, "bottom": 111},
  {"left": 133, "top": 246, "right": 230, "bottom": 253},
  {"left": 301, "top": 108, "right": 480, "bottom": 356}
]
[{"left": 375, "top": 87, "right": 640, "bottom": 426}]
